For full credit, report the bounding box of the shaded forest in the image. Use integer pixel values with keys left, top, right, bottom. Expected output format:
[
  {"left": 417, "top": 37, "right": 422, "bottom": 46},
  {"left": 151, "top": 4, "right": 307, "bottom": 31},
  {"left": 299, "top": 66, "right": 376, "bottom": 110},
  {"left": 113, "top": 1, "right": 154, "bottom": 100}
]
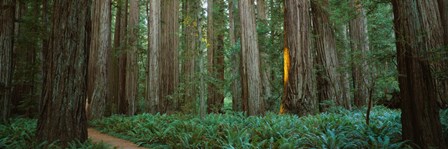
[{"left": 1, "top": 0, "right": 447, "bottom": 148}]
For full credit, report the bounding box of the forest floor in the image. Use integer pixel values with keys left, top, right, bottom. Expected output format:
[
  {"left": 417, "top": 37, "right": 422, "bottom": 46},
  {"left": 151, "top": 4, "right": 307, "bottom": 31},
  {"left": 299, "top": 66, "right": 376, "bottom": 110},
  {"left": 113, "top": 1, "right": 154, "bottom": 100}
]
[{"left": 88, "top": 128, "right": 147, "bottom": 149}]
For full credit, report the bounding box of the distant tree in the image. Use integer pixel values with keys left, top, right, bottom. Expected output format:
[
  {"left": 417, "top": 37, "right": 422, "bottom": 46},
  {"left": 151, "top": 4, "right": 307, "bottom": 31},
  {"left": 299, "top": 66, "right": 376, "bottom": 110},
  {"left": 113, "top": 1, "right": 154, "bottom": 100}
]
[
  {"left": 311, "top": 0, "right": 346, "bottom": 110},
  {"left": 0, "top": 0, "right": 15, "bottom": 123},
  {"left": 349, "top": 0, "right": 370, "bottom": 107},
  {"left": 125, "top": 0, "right": 139, "bottom": 115},
  {"left": 256, "top": 0, "right": 273, "bottom": 111},
  {"left": 229, "top": 0, "right": 242, "bottom": 112},
  {"left": 161, "top": 0, "right": 179, "bottom": 113},
  {"left": 181, "top": 0, "right": 201, "bottom": 112},
  {"left": 392, "top": 0, "right": 447, "bottom": 147},
  {"left": 207, "top": 0, "right": 225, "bottom": 113},
  {"left": 281, "top": 0, "right": 317, "bottom": 116},
  {"left": 116, "top": 0, "right": 130, "bottom": 115},
  {"left": 147, "top": 0, "right": 161, "bottom": 114},
  {"left": 239, "top": 0, "right": 264, "bottom": 115},
  {"left": 36, "top": 0, "right": 90, "bottom": 146},
  {"left": 87, "top": 0, "right": 111, "bottom": 120}
]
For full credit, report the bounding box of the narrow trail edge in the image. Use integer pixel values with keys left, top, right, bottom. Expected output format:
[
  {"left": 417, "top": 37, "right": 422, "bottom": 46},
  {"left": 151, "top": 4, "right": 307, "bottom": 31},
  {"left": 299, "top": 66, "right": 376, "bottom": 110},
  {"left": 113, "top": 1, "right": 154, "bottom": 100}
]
[{"left": 88, "top": 128, "right": 147, "bottom": 149}]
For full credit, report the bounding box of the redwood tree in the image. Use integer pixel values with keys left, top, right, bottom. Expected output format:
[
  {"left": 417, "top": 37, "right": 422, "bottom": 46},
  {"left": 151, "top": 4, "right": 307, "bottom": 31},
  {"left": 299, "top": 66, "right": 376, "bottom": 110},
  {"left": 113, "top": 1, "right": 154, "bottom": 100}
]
[
  {"left": 36, "top": 0, "right": 90, "bottom": 145},
  {"left": 161, "top": 0, "right": 179, "bottom": 113},
  {"left": 349, "top": 0, "right": 370, "bottom": 107},
  {"left": 281, "top": 0, "right": 317, "bottom": 116},
  {"left": 87, "top": 0, "right": 111, "bottom": 120},
  {"left": 147, "top": 0, "right": 161, "bottom": 113},
  {"left": 392, "top": 0, "right": 447, "bottom": 147},
  {"left": 0, "top": 0, "right": 15, "bottom": 123},
  {"left": 239, "top": 0, "right": 264, "bottom": 115},
  {"left": 311, "top": 0, "right": 346, "bottom": 110}
]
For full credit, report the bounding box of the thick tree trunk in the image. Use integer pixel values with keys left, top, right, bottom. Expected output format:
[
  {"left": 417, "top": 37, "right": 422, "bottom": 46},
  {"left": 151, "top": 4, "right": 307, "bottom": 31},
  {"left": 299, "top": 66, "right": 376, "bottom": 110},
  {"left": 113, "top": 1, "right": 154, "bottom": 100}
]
[
  {"left": 239, "top": 0, "right": 263, "bottom": 115},
  {"left": 125, "top": 0, "right": 139, "bottom": 115},
  {"left": 281, "top": 0, "right": 317, "bottom": 116},
  {"left": 436, "top": 0, "right": 448, "bottom": 108},
  {"left": 147, "top": 0, "right": 161, "bottom": 114},
  {"left": 161, "top": 0, "right": 179, "bottom": 113},
  {"left": 88, "top": 0, "right": 111, "bottom": 120},
  {"left": 392, "top": 0, "right": 447, "bottom": 148},
  {"left": 36, "top": 0, "right": 90, "bottom": 146},
  {"left": 0, "top": 0, "right": 15, "bottom": 123},
  {"left": 349, "top": 0, "right": 369, "bottom": 108},
  {"left": 229, "top": 0, "right": 242, "bottom": 112},
  {"left": 311, "top": 0, "right": 344, "bottom": 111}
]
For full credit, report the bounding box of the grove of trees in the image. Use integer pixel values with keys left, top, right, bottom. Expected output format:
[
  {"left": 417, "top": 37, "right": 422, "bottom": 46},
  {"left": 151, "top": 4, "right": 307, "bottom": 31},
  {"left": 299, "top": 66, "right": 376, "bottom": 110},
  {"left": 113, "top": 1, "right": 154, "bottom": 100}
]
[{"left": 0, "top": 0, "right": 446, "bottom": 148}]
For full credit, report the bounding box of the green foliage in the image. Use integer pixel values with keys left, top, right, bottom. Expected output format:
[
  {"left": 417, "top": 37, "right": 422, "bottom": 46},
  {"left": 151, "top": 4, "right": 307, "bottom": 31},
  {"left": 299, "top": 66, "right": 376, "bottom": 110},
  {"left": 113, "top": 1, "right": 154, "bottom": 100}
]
[
  {"left": 0, "top": 118, "right": 110, "bottom": 149},
  {"left": 88, "top": 106, "right": 432, "bottom": 148},
  {"left": 441, "top": 109, "right": 448, "bottom": 142}
]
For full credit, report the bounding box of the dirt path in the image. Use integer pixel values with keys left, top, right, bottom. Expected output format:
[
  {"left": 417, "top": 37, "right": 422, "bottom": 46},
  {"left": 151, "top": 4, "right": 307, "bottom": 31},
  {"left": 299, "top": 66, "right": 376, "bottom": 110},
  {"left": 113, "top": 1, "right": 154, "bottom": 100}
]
[{"left": 88, "top": 128, "right": 147, "bottom": 149}]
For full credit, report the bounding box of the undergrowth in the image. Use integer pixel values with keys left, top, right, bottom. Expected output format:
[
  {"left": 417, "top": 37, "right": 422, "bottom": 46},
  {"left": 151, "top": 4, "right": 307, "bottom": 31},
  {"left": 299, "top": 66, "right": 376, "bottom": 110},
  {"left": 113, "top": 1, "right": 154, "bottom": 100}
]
[
  {"left": 2, "top": 106, "right": 447, "bottom": 148},
  {"left": 0, "top": 118, "right": 110, "bottom": 149},
  {"left": 89, "top": 106, "right": 448, "bottom": 148}
]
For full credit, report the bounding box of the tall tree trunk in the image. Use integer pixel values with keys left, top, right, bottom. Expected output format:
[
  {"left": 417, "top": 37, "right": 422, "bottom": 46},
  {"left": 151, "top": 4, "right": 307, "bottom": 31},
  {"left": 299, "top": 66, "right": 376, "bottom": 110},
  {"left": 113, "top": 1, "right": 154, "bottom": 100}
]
[
  {"left": 147, "top": 0, "right": 161, "bottom": 114},
  {"left": 239, "top": 0, "right": 263, "bottom": 115},
  {"left": 392, "top": 0, "right": 447, "bottom": 148},
  {"left": 117, "top": 0, "right": 129, "bottom": 114},
  {"left": 436, "top": 0, "right": 448, "bottom": 108},
  {"left": 257, "top": 0, "right": 272, "bottom": 111},
  {"left": 206, "top": 0, "right": 225, "bottom": 113},
  {"left": 349, "top": 0, "right": 369, "bottom": 108},
  {"left": 40, "top": 0, "right": 49, "bottom": 114},
  {"left": 229, "top": 0, "right": 242, "bottom": 111},
  {"left": 161, "top": 0, "right": 179, "bottom": 113},
  {"left": 36, "top": 0, "right": 90, "bottom": 146},
  {"left": 126, "top": 0, "right": 139, "bottom": 115},
  {"left": 311, "top": 0, "right": 344, "bottom": 111},
  {"left": 181, "top": 0, "right": 200, "bottom": 112},
  {"left": 88, "top": 0, "right": 111, "bottom": 120},
  {"left": 281, "top": 0, "right": 317, "bottom": 116},
  {"left": 109, "top": 0, "right": 123, "bottom": 115},
  {"left": 207, "top": 0, "right": 215, "bottom": 113},
  {"left": 341, "top": 25, "right": 352, "bottom": 110},
  {"left": 0, "top": 0, "right": 15, "bottom": 123}
]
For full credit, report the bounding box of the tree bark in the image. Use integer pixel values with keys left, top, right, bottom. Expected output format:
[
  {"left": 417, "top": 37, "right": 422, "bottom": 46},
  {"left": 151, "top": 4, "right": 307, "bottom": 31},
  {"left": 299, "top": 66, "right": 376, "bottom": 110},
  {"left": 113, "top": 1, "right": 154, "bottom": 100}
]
[
  {"left": 88, "top": 0, "right": 111, "bottom": 120},
  {"left": 207, "top": 0, "right": 215, "bottom": 113},
  {"left": 0, "top": 0, "right": 15, "bottom": 123},
  {"left": 349, "top": 0, "right": 369, "bottom": 108},
  {"left": 239, "top": 0, "right": 263, "bottom": 115},
  {"left": 36, "top": 0, "right": 90, "bottom": 146},
  {"left": 108, "top": 0, "right": 123, "bottom": 115},
  {"left": 147, "top": 0, "right": 161, "bottom": 114},
  {"left": 311, "top": 0, "right": 344, "bottom": 111},
  {"left": 281, "top": 0, "right": 317, "bottom": 116},
  {"left": 161, "top": 0, "right": 179, "bottom": 113},
  {"left": 436, "top": 0, "right": 448, "bottom": 108},
  {"left": 229, "top": 0, "right": 242, "bottom": 111},
  {"left": 117, "top": 0, "right": 129, "bottom": 115},
  {"left": 392, "top": 0, "right": 447, "bottom": 147},
  {"left": 125, "top": 0, "right": 139, "bottom": 115}
]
